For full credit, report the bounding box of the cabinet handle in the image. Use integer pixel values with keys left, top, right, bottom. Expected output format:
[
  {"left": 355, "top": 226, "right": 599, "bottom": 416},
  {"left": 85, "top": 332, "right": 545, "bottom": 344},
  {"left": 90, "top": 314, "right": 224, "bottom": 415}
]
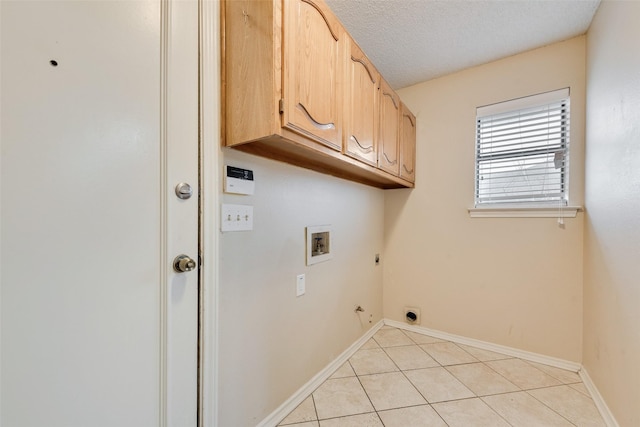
[
  {"left": 382, "top": 91, "right": 399, "bottom": 109},
  {"left": 351, "top": 135, "right": 373, "bottom": 153},
  {"left": 297, "top": 103, "right": 335, "bottom": 131},
  {"left": 301, "top": 0, "right": 339, "bottom": 41},
  {"left": 350, "top": 56, "right": 375, "bottom": 84},
  {"left": 382, "top": 152, "right": 397, "bottom": 166}
]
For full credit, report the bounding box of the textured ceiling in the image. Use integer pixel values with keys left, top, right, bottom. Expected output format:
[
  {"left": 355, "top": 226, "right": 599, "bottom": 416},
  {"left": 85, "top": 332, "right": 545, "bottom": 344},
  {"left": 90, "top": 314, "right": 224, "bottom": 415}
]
[{"left": 325, "top": 0, "right": 601, "bottom": 89}]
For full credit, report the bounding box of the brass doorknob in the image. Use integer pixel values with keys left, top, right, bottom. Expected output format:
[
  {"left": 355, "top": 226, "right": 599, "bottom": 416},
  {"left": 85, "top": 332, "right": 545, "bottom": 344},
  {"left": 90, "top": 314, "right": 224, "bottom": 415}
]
[{"left": 173, "top": 254, "right": 196, "bottom": 273}]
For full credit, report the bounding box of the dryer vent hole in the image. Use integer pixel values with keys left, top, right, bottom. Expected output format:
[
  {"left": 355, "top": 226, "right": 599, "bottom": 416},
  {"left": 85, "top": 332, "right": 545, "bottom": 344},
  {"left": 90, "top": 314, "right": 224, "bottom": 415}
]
[{"left": 404, "top": 306, "right": 421, "bottom": 325}]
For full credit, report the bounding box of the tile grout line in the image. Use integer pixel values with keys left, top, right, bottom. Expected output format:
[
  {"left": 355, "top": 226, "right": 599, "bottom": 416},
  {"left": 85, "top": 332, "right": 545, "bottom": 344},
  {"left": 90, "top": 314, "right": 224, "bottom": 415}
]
[
  {"left": 481, "top": 355, "right": 562, "bottom": 393},
  {"left": 379, "top": 329, "right": 439, "bottom": 408},
  {"left": 373, "top": 329, "right": 440, "bottom": 426},
  {"left": 371, "top": 328, "right": 445, "bottom": 424},
  {"left": 353, "top": 351, "right": 387, "bottom": 425},
  {"left": 523, "top": 387, "right": 582, "bottom": 427},
  {"left": 352, "top": 339, "right": 390, "bottom": 425},
  {"left": 472, "top": 359, "right": 526, "bottom": 398},
  {"left": 393, "top": 329, "right": 454, "bottom": 426},
  {"left": 397, "top": 328, "right": 489, "bottom": 427},
  {"left": 395, "top": 333, "right": 482, "bottom": 407},
  {"left": 476, "top": 395, "right": 518, "bottom": 427},
  {"left": 310, "top": 393, "right": 319, "bottom": 425},
  {"left": 314, "top": 411, "right": 379, "bottom": 423}
]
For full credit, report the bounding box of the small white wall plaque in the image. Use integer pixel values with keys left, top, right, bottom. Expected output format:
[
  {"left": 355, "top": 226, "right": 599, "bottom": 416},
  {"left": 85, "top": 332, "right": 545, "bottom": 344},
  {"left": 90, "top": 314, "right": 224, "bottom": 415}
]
[{"left": 224, "top": 165, "right": 255, "bottom": 195}]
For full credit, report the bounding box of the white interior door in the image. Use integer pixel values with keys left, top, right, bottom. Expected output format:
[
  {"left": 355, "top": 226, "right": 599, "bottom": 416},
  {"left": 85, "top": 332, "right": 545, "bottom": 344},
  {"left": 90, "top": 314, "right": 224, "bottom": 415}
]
[{"left": 0, "top": 1, "right": 199, "bottom": 426}]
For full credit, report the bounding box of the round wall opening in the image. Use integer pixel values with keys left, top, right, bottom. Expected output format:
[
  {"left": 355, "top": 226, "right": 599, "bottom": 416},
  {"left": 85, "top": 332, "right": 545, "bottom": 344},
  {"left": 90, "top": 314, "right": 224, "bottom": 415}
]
[{"left": 403, "top": 307, "right": 421, "bottom": 325}]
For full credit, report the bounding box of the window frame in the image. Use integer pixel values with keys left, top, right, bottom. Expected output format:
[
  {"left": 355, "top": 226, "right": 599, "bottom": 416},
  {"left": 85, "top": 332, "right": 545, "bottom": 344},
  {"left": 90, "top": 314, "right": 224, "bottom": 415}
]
[{"left": 473, "top": 88, "right": 571, "bottom": 209}]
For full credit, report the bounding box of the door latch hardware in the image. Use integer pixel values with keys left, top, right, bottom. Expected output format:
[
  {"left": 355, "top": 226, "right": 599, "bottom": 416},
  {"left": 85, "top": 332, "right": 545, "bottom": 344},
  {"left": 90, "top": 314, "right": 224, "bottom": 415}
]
[
  {"left": 175, "top": 182, "right": 193, "bottom": 200},
  {"left": 173, "top": 254, "right": 196, "bottom": 273}
]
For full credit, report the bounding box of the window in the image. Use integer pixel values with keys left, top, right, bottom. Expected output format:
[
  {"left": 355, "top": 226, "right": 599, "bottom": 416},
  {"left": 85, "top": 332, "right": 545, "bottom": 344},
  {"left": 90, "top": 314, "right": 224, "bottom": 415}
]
[{"left": 475, "top": 88, "right": 570, "bottom": 207}]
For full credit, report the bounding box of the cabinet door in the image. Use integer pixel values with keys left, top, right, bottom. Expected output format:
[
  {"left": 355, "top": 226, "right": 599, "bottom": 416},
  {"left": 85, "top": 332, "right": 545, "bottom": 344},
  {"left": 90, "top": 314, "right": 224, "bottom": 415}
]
[
  {"left": 223, "top": 0, "right": 280, "bottom": 147},
  {"left": 400, "top": 103, "right": 416, "bottom": 182},
  {"left": 378, "top": 78, "right": 400, "bottom": 175},
  {"left": 344, "top": 38, "right": 379, "bottom": 166},
  {"left": 283, "top": 0, "right": 343, "bottom": 150}
]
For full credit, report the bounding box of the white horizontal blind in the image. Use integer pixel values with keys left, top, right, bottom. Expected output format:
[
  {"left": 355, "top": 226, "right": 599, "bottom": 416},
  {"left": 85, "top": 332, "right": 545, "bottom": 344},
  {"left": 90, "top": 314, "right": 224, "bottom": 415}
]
[{"left": 475, "top": 89, "right": 570, "bottom": 206}]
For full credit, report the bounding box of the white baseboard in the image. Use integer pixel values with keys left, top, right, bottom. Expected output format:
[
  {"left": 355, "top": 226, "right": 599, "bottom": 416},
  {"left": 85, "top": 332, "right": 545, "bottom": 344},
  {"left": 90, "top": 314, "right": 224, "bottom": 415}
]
[
  {"left": 384, "top": 319, "right": 582, "bottom": 372},
  {"left": 579, "top": 367, "right": 620, "bottom": 427},
  {"left": 257, "top": 320, "right": 384, "bottom": 427}
]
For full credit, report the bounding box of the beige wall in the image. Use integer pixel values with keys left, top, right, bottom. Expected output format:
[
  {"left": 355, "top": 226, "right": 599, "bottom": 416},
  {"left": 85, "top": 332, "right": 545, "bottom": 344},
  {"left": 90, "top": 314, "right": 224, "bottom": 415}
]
[
  {"left": 218, "top": 149, "right": 384, "bottom": 425},
  {"left": 584, "top": 1, "right": 640, "bottom": 425},
  {"left": 386, "top": 37, "right": 586, "bottom": 362}
]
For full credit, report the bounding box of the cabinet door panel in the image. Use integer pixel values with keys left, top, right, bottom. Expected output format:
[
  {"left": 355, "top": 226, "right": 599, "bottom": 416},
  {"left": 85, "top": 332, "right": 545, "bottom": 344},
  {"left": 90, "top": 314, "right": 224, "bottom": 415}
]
[
  {"left": 224, "top": 0, "right": 279, "bottom": 146},
  {"left": 283, "top": 0, "right": 343, "bottom": 150},
  {"left": 400, "top": 104, "right": 416, "bottom": 182},
  {"left": 344, "top": 39, "right": 378, "bottom": 166},
  {"left": 378, "top": 78, "right": 400, "bottom": 175}
]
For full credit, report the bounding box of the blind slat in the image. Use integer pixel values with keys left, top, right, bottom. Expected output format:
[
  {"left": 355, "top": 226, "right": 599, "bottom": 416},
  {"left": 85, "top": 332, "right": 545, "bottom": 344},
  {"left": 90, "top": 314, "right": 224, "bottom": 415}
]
[
  {"left": 478, "top": 147, "right": 565, "bottom": 162},
  {"left": 477, "top": 88, "right": 570, "bottom": 116},
  {"left": 478, "top": 103, "right": 568, "bottom": 122},
  {"left": 477, "top": 122, "right": 570, "bottom": 141},
  {"left": 478, "top": 111, "right": 569, "bottom": 133},
  {"left": 477, "top": 138, "right": 568, "bottom": 153}
]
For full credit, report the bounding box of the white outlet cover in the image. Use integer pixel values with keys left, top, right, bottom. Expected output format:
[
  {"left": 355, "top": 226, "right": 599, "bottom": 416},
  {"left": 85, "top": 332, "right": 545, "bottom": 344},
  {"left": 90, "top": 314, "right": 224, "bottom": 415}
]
[{"left": 296, "top": 274, "right": 305, "bottom": 297}]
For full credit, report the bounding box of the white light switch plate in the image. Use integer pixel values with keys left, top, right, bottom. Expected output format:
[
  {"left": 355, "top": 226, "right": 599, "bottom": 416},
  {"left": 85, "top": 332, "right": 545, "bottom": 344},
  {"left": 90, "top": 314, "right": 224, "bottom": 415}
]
[
  {"left": 296, "top": 274, "right": 305, "bottom": 297},
  {"left": 221, "top": 204, "right": 254, "bottom": 232}
]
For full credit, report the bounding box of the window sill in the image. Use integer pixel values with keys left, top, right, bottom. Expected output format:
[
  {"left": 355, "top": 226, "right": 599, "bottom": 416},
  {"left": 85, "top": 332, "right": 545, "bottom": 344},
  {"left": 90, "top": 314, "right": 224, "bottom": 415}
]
[{"left": 468, "top": 206, "right": 583, "bottom": 218}]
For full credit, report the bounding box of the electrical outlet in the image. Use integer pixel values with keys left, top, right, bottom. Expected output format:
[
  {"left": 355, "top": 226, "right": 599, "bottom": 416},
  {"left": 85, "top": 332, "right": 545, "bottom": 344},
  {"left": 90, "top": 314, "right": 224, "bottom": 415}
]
[
  {"left": 221, "top": 204, "right": 253, "bottom": 232},
  {"left": 296, "top": 274, "right": 305, "bottom": 297}
]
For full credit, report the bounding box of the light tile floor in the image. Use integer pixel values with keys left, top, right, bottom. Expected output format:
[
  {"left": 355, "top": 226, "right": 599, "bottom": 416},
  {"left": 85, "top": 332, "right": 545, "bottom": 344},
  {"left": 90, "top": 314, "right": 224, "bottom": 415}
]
[{"left": 278, "top": 326, "right": 606, "bottom": 427}]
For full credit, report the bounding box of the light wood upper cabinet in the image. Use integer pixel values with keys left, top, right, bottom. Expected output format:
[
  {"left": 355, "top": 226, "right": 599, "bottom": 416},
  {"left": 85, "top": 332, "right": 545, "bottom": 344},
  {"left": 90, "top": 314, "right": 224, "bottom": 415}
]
[
  {"left": 223, "top": 0, "right": 281, "bottom": 146},
  {"left": 378, "top": 78, "right": 400, "bottom": 176},
  {"left": 221, "top": 0, "right": 416, "bottom": 189},
  {"left": 400, "top": 103, "right": 416, "bottom": 182},
  {"left": 282, "top": 0, "right": 344, "bottom": 150},
  {"left": 343, "top": 37, "right": 379, "bottom": 166}
]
